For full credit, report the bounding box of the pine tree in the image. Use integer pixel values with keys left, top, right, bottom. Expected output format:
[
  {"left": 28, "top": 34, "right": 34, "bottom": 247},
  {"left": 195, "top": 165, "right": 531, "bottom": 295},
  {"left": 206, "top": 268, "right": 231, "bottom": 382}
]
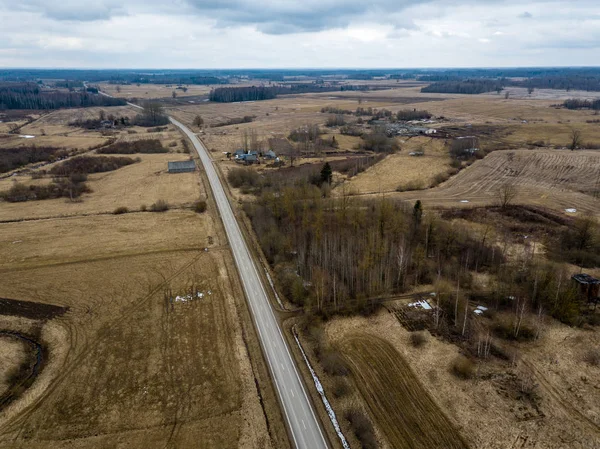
[{"left": 320, "top": 162, "right": 333, "bottom": 185}]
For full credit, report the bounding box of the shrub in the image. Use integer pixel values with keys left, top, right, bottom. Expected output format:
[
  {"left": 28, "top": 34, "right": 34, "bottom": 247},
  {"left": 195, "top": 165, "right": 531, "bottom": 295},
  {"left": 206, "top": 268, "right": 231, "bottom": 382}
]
[
  {"left": 69, "top": 172, "right": 88, "bottom": 183},
  {"left": 326, "top": 114, "right": 346, "bottom": 127},
  {"left": 345, "top": 409, "right": 377, "bottom": 449},
  {"left": 584, "top": 348, "right": 600, "bottom": 367},
  {"left": 140, "top": 204, "right": 147, "bottom": 212},
  {"left": 361, "top": 129, "right": 399, "bottom": 153},
  {"left": 228, "top": 167, "right": 260, "bottom": 189},
  {"left": 320, "top": 350, "right": 349, "bottom": 376},
  {"left": 150, "top": 200, "right": 169, "bottom": 212},
  {"left": 332, "top": 378, "right": 350, "bottom": 398},
  {"left": 410, "top": 331, "right": 428, "bottom": 347},
  {"left": 451, "top": 355, "right": 476, "bottom": 379},
  {"left": 194, "top": 200, "right": 207, "bottom": 213},
  {"left": 113, "top": 206, "right": 129, "bottom": 214}
]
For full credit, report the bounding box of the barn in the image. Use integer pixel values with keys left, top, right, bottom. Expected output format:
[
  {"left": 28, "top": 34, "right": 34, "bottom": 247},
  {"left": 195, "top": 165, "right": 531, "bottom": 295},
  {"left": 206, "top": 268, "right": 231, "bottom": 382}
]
[{"left": 168, "top": 160, "right": 196, "bottom": 173}]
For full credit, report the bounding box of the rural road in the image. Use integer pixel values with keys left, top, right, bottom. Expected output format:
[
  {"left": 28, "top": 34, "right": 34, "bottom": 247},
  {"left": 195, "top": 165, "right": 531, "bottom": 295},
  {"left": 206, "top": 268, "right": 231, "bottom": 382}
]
[{"left": 169, "top": 117, "right": 329, "bottom": 449}]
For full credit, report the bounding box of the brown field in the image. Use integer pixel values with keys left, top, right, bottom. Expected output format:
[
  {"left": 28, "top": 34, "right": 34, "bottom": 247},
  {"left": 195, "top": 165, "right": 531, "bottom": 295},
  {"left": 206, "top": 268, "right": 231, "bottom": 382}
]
[
  {"left": 0, "top": 107, "right": 285, "bottom": 448},
  {"left": 339, "top": 137, "right": 451, "bottom": 194},
  {"left": 322, "top": 310, "right": 600, "bottom": 449},
  {"left": 389, "top": 149, "right": 600, "bottom": 216},
  {"left": 0, "top": 153, "right": 200, "bottom": 221},
  {"left": 98, "top": 83, "right": 215, "bottom": 100},
  {"left": 339, "top": 334, "right": 469, "bottom": 449}
]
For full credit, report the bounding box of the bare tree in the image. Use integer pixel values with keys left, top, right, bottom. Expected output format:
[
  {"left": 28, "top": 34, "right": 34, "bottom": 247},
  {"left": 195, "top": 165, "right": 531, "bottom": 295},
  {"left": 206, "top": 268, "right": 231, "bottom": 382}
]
[
  {"left": 498, "top": 181, "right": 518, "bottom": 209},
  {"left": 527, "top": 86, "right": 534, "bottom": 95},
  {"left": 569, "top": 128, "right": 582, "bottom": 151},
  {"left": 116, "top": 85, "right": 121, "bottom": 93},
  {"left": 504, "top": 91, "right": 510, "bottom": 99},
  {"left": 193, "top": 115, "right": 204, "bottom": 128},
  {"left": 172, "top": 91, "right": 177, "bottom": 99}
]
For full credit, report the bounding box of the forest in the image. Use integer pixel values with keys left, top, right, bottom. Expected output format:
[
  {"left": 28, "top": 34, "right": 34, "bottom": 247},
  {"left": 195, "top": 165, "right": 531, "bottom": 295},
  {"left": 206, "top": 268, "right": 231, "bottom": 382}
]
[
  {"left": 421, "top": 80, "right": 504, "bottom": 94},
  {"left": 209, "top": 84, "right": 366, "bottom": 102},
  {"left": 563, "top": 98, "right": 600, "bottom": 110},
  {"left": 0, "top": 83, "right": 126, "bottom": 109}
]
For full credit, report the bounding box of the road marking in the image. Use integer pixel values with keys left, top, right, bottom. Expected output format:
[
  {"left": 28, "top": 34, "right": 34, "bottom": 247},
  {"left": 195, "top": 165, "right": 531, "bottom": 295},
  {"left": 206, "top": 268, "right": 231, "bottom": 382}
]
[
  {"left": 302, "top": 420, "right": 307, "bottom": 430},
  {"left": 290, "top": 389, "right": 295, "bottom": 398}
]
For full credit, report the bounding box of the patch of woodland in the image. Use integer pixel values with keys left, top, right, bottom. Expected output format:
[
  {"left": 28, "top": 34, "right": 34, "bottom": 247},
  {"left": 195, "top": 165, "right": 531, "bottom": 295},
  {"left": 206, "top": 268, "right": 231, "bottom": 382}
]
[
  {"left": 96, "top": 139, "right": 167, "bottom": 154},
  {"left": 0, "top": 146, "right": 71, "bottom": 173},
  {"left": 49, "top": 155, "right": 139, "bottom": 176}
]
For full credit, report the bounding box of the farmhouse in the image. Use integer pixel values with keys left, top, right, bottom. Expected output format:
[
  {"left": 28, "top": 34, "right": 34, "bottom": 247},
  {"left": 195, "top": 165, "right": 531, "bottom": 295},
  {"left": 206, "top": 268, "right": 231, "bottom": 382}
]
[
  {"left": 572, "top": 273, "right": 600, "bottom": 304},
  {"left": 168, "top": 160, "right": 196, "bottom": 173}
]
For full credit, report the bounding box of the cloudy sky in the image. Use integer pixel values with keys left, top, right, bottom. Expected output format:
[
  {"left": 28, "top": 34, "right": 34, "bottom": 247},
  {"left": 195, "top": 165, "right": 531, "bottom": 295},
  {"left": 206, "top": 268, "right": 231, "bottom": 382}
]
[{"left": 0, "top": 0, "right": 599, "bottom": 68}]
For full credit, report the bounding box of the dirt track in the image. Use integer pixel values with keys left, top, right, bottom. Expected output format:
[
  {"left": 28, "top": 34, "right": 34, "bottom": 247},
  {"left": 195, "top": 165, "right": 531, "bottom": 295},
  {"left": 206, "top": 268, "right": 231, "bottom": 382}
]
[{"left": 339, "top": 334, "right": 469, "bottom": 449}]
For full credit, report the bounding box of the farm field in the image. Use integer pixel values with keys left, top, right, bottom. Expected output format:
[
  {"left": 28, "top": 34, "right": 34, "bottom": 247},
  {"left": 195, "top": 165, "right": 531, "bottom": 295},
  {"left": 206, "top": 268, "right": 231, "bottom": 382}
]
[
  {"left": 319, "top": 310, "right": 600, "bottom": 449},
  {"left": 0, "top": 107, "right": 286, "bottom": 448},
  {"left": 390, "top": 149, "right": 600, "bottom": 216}
]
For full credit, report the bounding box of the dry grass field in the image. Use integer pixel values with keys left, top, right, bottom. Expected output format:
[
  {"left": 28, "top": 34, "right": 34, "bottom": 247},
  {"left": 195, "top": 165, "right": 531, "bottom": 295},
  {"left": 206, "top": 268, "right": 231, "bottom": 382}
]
[
  {"left": 322, "top": 310, "right": 600, "bottom": 449},
  {"left": 339, "top": 334, "right": 469, "bottom": 449},
  {"left": 0, "top": 153, "right": 200, "bottom": 221},
  {"left": 98, "top": 83, "right": 215, "bottom": 100},
  {"left": 390, "top": 149, "right": 600, "bottom": 216},
  {"left": 339, "top": 137, "right": 451, "bottom": 194},
  {"left": 0, "top": 106, "right": 285, "bottom": 448}
]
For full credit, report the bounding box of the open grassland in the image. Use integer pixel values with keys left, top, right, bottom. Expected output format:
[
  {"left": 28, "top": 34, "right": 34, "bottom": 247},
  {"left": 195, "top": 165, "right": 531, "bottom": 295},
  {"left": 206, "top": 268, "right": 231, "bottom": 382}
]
[
  {"left": 338, "top": 137, "right": 451, "bottom": 194},
  {"left": 325, "top": 310, "right": 600, "bottom": 449},
  {"left": 98, "top": 83, "right": 214, "bottom": 100},
  {"left": 0, "top": 153, "right": 200, "bottom": 221},
  {"left": 391, "top": 149, "right": 600, "bottom": 216},
  {"left": 339, "top": 334, "right": 469, "bottom": 449},
  {"left": 0, "top": 107, "right": 284, "bottom": 448}
]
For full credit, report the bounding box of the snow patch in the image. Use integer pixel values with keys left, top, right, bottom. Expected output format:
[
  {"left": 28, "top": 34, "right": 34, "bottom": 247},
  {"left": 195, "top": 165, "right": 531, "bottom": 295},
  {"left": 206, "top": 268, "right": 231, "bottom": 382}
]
[
  {"left": 19, "top": 135, "right": 35, "bottom": 139},
  {"left": 293, "top": 328, "right": 350, "bottom": 449},
  {"left": 474, "top": 305, "right": 488, "bottom": 315},
  {"left": 408, "top": 299, "right": 432, "bottom": 310},
  {"left": 264, "top": 264, "right": 284, "bottom": 309},
  {"left": 172, "top": 291, "right": 207, "bottom": 303},
  {"left": 565, "top": 208, "right": 577, "bottom": 213},
  {"left": 460, "top": 200, "right": 470, "bottom": 203}
]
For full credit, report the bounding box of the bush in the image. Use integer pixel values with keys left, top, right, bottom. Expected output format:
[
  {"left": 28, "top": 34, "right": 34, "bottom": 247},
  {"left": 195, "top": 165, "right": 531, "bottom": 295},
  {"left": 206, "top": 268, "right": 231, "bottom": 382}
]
[
  {"left": 410, "top": 331, "right": 428, "bottom": 347},
  {"left": 326, "top": 114, "right": 346, "bottom": 127},
  {"left": 140, "top": 204, "right": 147, "bottom": 212},
  {"left": 361, "top": 129, "right": 399, "bottom": 153},
  {"left": 451, "top": 355, "right": 476, "bottom": 379},
  {"left": 194, "top": 200, "right": 207, "bottom": 213},
  {"left": 320, "top": 350, "right": 349, "bottom": 376},
  {"left": 332, "top": 378, "right": 350, "bottom": 398},
  {"left": 150, "top": 200, "right": 169, "bottom": 212},
  {"left": 113, "top": 206, "right": 129, "bottom": 214},
  {"left": 69, "top": 172, "right": 88, "bottom": 183},
  {"left": 228, "top": 167, "right": 260, "bottom": 189},
  {"left": 345, "top": 409, "right": 377, "bottom": 449},
  {"left": 584, "top": 348, "right": 600, "bottom": 367}
]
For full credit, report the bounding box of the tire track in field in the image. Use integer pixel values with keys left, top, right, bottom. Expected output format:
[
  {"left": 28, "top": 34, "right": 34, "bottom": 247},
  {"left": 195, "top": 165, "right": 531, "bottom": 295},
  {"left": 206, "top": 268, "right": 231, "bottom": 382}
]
[
  {"left": 521, "top": 359, "right": 600, "bottom": 439},
  {"left": 339, "top": 334, "right": 470, "bottom": 449},
  {"left": 0, "top": 251, "right": 205, "bottom": 443}
]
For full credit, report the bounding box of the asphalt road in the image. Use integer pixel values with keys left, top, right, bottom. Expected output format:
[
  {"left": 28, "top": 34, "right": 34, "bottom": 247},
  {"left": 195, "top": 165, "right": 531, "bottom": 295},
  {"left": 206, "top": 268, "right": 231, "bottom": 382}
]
[{"left": 169, "top": 118, "right": 329, "bottom": 449}]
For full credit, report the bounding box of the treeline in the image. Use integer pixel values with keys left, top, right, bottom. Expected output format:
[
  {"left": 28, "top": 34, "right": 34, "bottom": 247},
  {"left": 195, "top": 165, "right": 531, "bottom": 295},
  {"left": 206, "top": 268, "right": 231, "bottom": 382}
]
[
  {"left": 245, "top": 190, "right": 502, "bottom": 312},
  {"left": 512, "top": 76, "right": 600, "bottom": 92},
  {"left": 209, "top": 86, "right": 277, "bottom": 102},
  {"left": 1, "top": 176, "right": 90, "bottom": 202},
  {"left": 0, "top": 83, "right": 126, "bottom": 109},
  {"left": 0, "top": 146, "right": 68, "bottom": 173},
  {"left": 563, "top": 98, "right": 600, "bottom": 110},
  {"left": 209, "top": 84, "right": 368, "bottom": 102},
  {"left": 50, "top": 156, "right": 138, "bottom": 176},
  {"left": 96, "top": 139, "right": 166, "bottom": 154},
  {"left": 421, "top": 80, "right": 504, "bottom": 94}
]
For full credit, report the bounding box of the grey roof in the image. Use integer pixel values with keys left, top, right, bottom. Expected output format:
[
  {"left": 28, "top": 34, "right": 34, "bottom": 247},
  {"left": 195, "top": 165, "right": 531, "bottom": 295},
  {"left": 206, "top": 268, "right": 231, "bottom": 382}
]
[
  {"left": 572, "top": 273, "right": 600, "bottom": 285},
  {"left": 168, "top": 160, "right": 196, "bottom": 171}
]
